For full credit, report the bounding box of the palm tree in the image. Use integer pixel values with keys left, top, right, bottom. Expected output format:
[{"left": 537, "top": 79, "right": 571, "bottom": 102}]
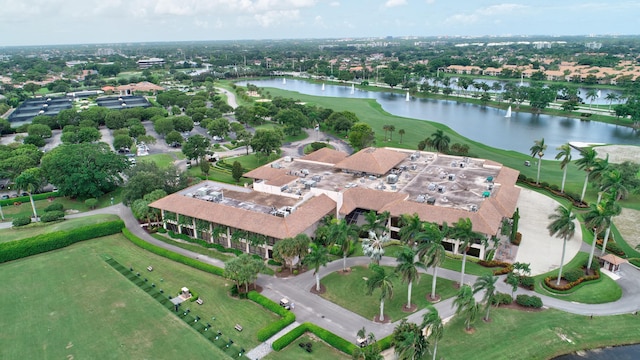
[
  {"left": 366, "top": 264, "right": 396, "bottom": 322},
  {"left": 555, "top": 143, "right": 572, "bottom": 193},
  {"left": 547, "top": 205, "right": 576, "bottom": 285},
  {"left": 398, "top": 129, "right": 405, "bottom": 144},
  {"left": 472, "top": 274, "right": 498, "bottom": 322},
  {"left": 453, "top": 284, "right": 479, "bottom": 331},
  {"left": 599, "top": 169, "right": 629, "bottom": 201},
  {"left": 576, "top": 148, "right": 598, "bottom": 202},
  {"left": 605, "top": 92, "right": 618, "bottom": 110},
  {"left": 398, "top": 213, "right": 424, "bottom": 245},
  {"left": 585, "top": 89, "right": 598, "bottom": 109},
  {"left": 362, "top": 210, "right": 389, "bottom": 238},
  {"left": 583, "top": 198, "right": 621, "bottom": 270},
  {"left": 422, "top": 305, "right": 444, "bottom": 360},
  {"left": 395, "top": 246, "right": 425, "bottom": 310},
  {"left": 303, "top": 243, "right": 330, "bottom": 292},
  {"left": 451, "top": 218, "right": 481, "bottom": 286},
  {"left": 362, "top": 231, "right": 391, "bottom": 265},
  {"left": 14, "top": 168, "right": 45, "bottom": 222},
  {"left": 417, "top": 222, "right": 447, "bottom": 300},
  {"left": 329, "top": 218, "right": 359, "bottom": 272},
  {"left": 392, "top": 319, "right": 428, "bottom": 360},
  {"left": 388, "top": 125, "right": 396, "bottom": 141},
  {"left": 529, "top": 138, "right": 547, "bottom": 185},
  {"left": 429, "top": 129, "right": 450, "bottom": 153}
]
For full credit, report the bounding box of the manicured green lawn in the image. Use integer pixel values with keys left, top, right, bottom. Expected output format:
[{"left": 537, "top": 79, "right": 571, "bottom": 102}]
[
  {"left": 438, "top": 308, "right": 640, "bottom": 360},
  {"left": 0, "top": 214, "right": 120, "bottom": 243},
  {"left": 320, "top": 265, "right": 457, "bottom": 322},
  {"left": 0, "top": 192, "right": 121, "bottom": 223},
  {"left": 533, "top": 252, "right": 622, "bottom": 304},
  {"left": 138, "top": 153, "right": 180, "bottom": 168},
  {"left": 0, "top": 234, "right": 279, "bottom": 359},
  {"left": 264, "top": 335, "right": 351, "bottom": 360}
]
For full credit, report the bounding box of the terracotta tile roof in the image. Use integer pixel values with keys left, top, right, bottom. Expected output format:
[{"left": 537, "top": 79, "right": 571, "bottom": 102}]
[
  {"left": 601, "top": 253, "right": 628, "bottom": 266},
  {"left": 300, "top": 147, "right": 348, "bottom": 165},
  {"left": 116, "top": 81, "right": 165, "bottom": 92},
  {"left": 334, "top": 147, "right": 407, "bottom": 175},
  {"left": 244, "top": 166, "right": 288, "bottom": 181},
  {"left": 340, "top": 187, "right": 408, "bottom": 215},
  {"left": 149, "top": 193, "right": 335, "bottom": 239}
]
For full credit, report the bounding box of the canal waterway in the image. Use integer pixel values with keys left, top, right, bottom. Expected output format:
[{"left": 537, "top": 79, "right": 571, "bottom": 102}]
[
  {"left": 554, "top": 344, "right": 640, "bottom": 360},
  {"left": 239, "top": 79, "right": 639, "bottom": 155}
]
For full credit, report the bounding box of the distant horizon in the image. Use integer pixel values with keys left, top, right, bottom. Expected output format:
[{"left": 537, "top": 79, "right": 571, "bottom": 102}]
[
  {"left": 1, "top": 33, "right": 638, "bottom": 49},
  {"left": 1, "top": 0, "right": 638, "bottom": 47}
]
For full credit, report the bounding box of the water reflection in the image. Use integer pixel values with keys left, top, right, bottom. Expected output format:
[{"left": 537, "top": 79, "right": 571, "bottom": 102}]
[{"left": 239, "top": 79, "right": 639, "bottom": 154}]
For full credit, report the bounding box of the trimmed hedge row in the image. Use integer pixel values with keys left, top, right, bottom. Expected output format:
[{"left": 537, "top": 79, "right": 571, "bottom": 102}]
[
  {"left": 122, "top": 228, "right": 224, "bottom": 277},
  {"left": 0, "top": 192, "right": 60, "bottom": 207},
  {"left": 596, "top": 239, "right": 626, "bottom": 257},
  {"left": 516, "top": 294, "right": 543, "bottom": 308},
  {"left": 247, "top": 291, "right": 296, "bottom": 341},
  {"left": 477, "top": 259, "right": 514, "bottom": 275},
  {"left": 271, "top": 322, "right": 358, "bottom": 355},
  {"left": 0, "top": 220, "right": 125, "bottom": 263},
  {"left": 544, "top": 268, "right": 600, "bottom": 291}
]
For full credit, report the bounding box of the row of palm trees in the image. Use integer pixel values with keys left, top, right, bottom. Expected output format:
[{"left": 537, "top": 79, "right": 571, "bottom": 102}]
[
  {"left": 532, "top": 138, "right": 627, "bottom": 204},
  {"left": 389, "top": 305, "right": 444, "bottom": 360}
]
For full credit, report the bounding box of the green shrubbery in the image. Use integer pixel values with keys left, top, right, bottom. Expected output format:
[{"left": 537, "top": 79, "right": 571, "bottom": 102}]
[
  {"left": 167, "top": 231, "right": 244, "bottom": 256},
  {"left": 478, "top": 259, "right": 513, "bottom": 275},
  {"left": 247, "top": 291, "right": 296, "bottom": 341},
  {"left": 596, "top": 239, "right": 626, "bottom": 257},
  {"left": 0, "top": 192, "right": 60, "bottom": 207},
  {"left": 516, "top": 294, "right": 543, "bottom": 308},
  {"left": 122, "top": 229, "right": 224, "bottom": 277},
  {"left": 628, "top": 258, "right": 640, "bottom": 268},
  {"left": 43, "top": 203, "right": 64, "bottom": 213},
  {"left": 0, "top": 220, "right": 125, "bottom": 263},
  {"left": 563, "top": 268, "right": 585, "bottom": 283},
  {"left": 12, "top": 216, "right": 32, "bottom": 227},
  {"left": 518, "top": 275, "right": 535, "bottom": 290},
  {"left": 491, "top": 292, "right": 513, "bottom": 305},
  {"left": 271, "top": 322, "right": 358, "bottom": 355},
  {"left": 544, "top": 267, "right": 600, "bottom": 292},
  {"left": 40, "top": 211, "right": 65, "bottom": 223}
]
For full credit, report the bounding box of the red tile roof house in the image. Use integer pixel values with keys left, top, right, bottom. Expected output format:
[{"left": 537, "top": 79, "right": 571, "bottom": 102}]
[{"left": 150, "top": 147, "right": 520, "bottom": 260}]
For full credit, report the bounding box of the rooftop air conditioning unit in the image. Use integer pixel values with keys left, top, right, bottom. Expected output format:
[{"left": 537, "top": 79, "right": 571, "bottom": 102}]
[{"left": 427, "top": 197, "right": 436, "bottom": 205}]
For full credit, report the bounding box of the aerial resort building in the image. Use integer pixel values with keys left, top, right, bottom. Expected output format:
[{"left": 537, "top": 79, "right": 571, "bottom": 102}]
[{"left": 150, "top": 147, "right": 521, "bottom": 260}]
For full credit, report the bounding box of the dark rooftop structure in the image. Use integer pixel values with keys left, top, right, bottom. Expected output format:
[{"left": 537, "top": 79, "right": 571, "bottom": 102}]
[
  {"left": 7, "top": 97, "right": 73, "bottom": 123},
  {"left": 96, "top": 96, "right": 151, "bottom": 110}
]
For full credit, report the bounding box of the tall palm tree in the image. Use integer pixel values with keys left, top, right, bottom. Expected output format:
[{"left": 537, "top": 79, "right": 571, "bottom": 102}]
[
  {"left": 585, "top": 89, "right": 598, "bottom": 109},
  {"left": 303, "top": 243, "right": 330, "bottom": 292},
  {"left": 595, "top": 196, "right": 621, "bottom": 257},
  {"left": 605, "top": 92, "right": 618, "bottom": 110},
  {"left": 395, "top": 246, "right": 425, "bottom": 309},
  {"left": 417, "top": 222, "right": 448, "bottom": 300},
  {"left": 388, "top": 125, "right": 396, "bottom": 141},
  {"left": 451, "top": 218, "right": 481, "bottom": 286},
  {"left": 329, "top": 218, "right": 359, "bottom": 272},
  {"left": 576, "top": 148, "right": 598, "bottom": 202},
  {"left": 422, "top": 305, "right": 444, "bottom": 360},
  {"left": 382, "top": 124, "right": 391, "bottom": 141},
  {"left": 366, "top": 264, "right": 396, "bottom": 322},
  {"left": 529, "top": 138, "right": 547, "bottom": 185},
  {"left": 472, "top": 274, "right": 498, "bottom": 322},
  {"left": 453, "top": 284, "right": 479, "bottom": 331},
  {"left": 14, "top": 168, "right": 45, "bottom": 222},
  {"left": 555, "top": 143, "right": 572, "bottom": 193},
  {"left": 362, "top": 210, "right": 389, "bottom": 238},
  {"left": 599, "top": 169, "right": 629, "bottom": 201},
  {"left": 392, "top": 319, "right": 428, "bottom": 360},
  {"left": 398, "top": 213, "right": 424, "bottom": 245},
  {"left": 429, "top": 129, "right": 450, "bottom": 153},
  {"left": 583, "top": 198, "right": 620, "bottom": 270},
  {"left": 398, "top": 129, "right": 405, "bottom": 144},
  {"left": 590, "top": 155, "right": 610, "bottom": 198},
  {"left": 547, "top": 205, "right": 577, "bottom": 285}
]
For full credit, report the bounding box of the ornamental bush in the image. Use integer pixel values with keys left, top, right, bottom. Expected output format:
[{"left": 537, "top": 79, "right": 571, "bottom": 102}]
[
  {"left": 518, "top": 275, "right": 535, "bottom": 290},
  {"left": 41, "top": 211, "right": 65, "bottom": 223},
  {"left": 43, "top": 203, "right": 64, "bottom": 212},
  {"left": 491, "top": 292, "right": 513, "bottom": 305},
  {"left": 12, "top": 216, "right": 32, "bottom": 227},
  {"left": 563, "top": 268, "right": 584, "bottom": 283},
  {"left": 516, "top": 294, "right": 543, "bottom": 308}
]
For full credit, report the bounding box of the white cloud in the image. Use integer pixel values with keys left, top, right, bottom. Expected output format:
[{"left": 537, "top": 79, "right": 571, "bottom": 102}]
[
  {"left": 445, "top": 3, "right": 528, "bottom": 25},
  {"left": 425, "top": 0, "right": 435, "bottom": 4},
  {"left": 253, "top": 9, "right": 301, "bottom": 27},
  {"left": 329, "top": 1, "right": 340, "bottom": 6},
  {"left": 384, "top": 0, "right": 407, "bottom": 7}
]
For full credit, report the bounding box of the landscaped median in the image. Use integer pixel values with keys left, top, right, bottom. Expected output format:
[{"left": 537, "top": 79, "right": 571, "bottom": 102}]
[{"left": 271, "top": 322, "right": 358, "bottom": 355}]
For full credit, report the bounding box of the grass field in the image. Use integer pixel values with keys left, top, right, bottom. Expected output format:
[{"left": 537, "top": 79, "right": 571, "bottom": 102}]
[
  {"left": 438, "top": 307, "right": 640, "bottom": 360},
  {"left": 0, "top": 234, "right": 279, "bottom": 359},
  {"left": 264, "top": 334, "right": 351, "bottom": 360},
  {"left": 0, "top": 214, "right": 120, "bottom": 243},
  {"left": 320, "top": 265, "right": 457, "bottom": 322},
  {"left": 138, "top": 153, "right": 180, "bottom": 168}
]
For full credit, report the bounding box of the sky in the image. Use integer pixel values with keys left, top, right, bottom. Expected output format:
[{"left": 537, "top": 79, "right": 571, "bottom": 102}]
[{"left": 1, "top": 0, "right": 639, "bottom": 46}]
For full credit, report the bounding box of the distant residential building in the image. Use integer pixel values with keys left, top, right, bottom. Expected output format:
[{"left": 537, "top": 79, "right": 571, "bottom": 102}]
[
  {"left": 96, "top": 48, "right": 115, "bottom": 56},
  {"left": 585, "top": 42, "right": 602, "bottom": 50},
  {"left": 137, "top": 58, "right": 165, "bottom": 69},
  {"left": 66, "top": 60, "right": 88, "bottom": 67}
]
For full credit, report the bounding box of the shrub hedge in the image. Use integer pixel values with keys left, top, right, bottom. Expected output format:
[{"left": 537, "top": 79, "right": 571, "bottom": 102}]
[
  {"left": 12, "top": 216, "right": 32, "bottom": 227},
  {"left": 0, "top": 220, "right": 124, "bottom": 263},
  {"left": 518, "top": 275, "right": 535, "bottom": 290},
  {"left": 516, "top": 294, "right": 543, "bottom": 308},
  {"left": 247, "top": 291, "right": 296, "bottom": 341},
  {"left": 271, "top": 322, "right": 358, "bottom": 355},
  {"left": 562, "top": 268, "right": 584, "bottom": 283},
  {"left": 596, "top": 239, "right": 626, "bottom": 257},
  {"left": 544, "top": 268, "right": 600, "bottom": 291},
  {"left": 122, "top": 229, "right": 224, "bottom": 277},
  {"left": 478, "top": 259, "right": 513, "bottom": 275},
  {"left": 491, "top": 292, "right": 513, "bottom": 305},
  {"left": 43, "top": 203, "right": 64, "bottom": 212},
  {"left": 41, "top": 211, "right": 65, "bottom": 223},
  {"left": 0, "top": 192, "right": 60, "bottom": 207}
]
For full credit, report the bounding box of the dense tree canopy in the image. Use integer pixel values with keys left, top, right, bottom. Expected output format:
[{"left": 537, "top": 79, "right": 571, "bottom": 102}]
[{"left": 41, "top": 143, "right": 128, "bottom": 198}]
